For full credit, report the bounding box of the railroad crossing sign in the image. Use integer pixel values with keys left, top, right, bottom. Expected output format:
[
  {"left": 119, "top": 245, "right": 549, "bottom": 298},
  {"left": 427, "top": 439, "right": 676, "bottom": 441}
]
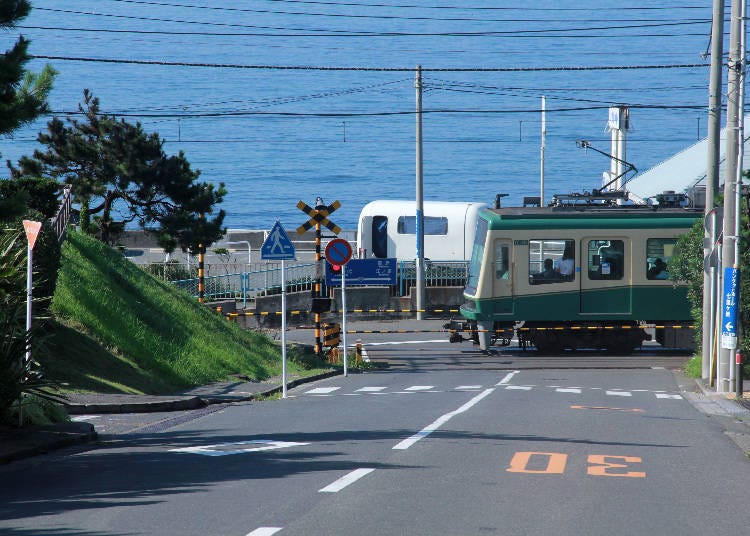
[
  {"left": 296, "top": 199, "right": 342, "bottom": 235},
  {"left": 261, "top": 221, "right": 296, "bottom": 260},
  {"left": 325, "top": 238, "right": 353, "bottom": 266}
]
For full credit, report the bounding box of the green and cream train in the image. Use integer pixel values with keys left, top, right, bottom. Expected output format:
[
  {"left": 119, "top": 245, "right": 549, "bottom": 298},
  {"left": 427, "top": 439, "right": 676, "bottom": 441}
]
[{"left": 456, "top": 204, "right": 700, "bottom": 353}]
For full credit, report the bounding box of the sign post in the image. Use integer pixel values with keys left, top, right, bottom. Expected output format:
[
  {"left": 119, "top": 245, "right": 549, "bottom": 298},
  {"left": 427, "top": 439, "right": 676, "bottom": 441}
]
[
  {"left": 325, "top": 238, "right": 353, "bottom": 376},
  {"left": 297, "top": 198, "right": 341, "bottom": 356},
  {"left": 21, "top": 220, "right": 42, "bottom": 425},
  {"left": 261, "top": 221, "right": 296, "bottom": 398}
]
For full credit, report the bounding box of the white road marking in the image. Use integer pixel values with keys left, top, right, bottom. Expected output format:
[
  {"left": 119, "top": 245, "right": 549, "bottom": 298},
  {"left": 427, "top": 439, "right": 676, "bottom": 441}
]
[
  {"left": 70, "top": 415, "right": 100, "bottom": 421},
  {"left": 455, "top": 385, "right": 483, "bottom": 390},
  {"left": 405, "top": 385, "right": 433, "bottom": 391},
  {"left": 246, "top": 528, "right": 283, "bottom": 536},
  {"left": 505, "top": 385, "right": 532, "bottom": 391},
  {"left": 656, "top": 393, "right": 683, "bottom": 399},
  {"left": 306, "top": 387, "right": 340, "bottom": 395},
  {"left": 356, "top": 386, "right": 387, "bottom": 392},
  {"left": 319, "top": 468, "right": 375, "bottom": 493},
  {"left": 393, "top": 388, "right": 494, "bottom": 450},
  {"left": 556, "top": 388, "right": 582, "bottom": 394},
  {"left": 606, "top": 390, "right": 632, "bottom": 397},
  {"left": 496, "top": 370, "right": 520, "bottom": 386},
  {"left": 170, "top": 440, "right": 309, "bottom": 456}
]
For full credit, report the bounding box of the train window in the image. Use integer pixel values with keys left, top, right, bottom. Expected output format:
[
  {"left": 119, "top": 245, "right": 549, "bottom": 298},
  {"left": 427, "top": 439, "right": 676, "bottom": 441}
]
[
  {"left": 528, "top": 239, "right": 575, "bottom": 285},
  {"left": 495, "top": 243, "right": 510, "bottom": 280},
  {"left": 646, "top": 238, "right": 676, "bottom": 280},
  {"left": 465, "top": 218, "right": 488, "bottom": 296},
  {"left": 371, "top": 216, "right": 388, "bottom": 258},
  {"left": 587, "top": 240, "right": 624, "bottom": 280},
  {"left": 396, "top": 216, "right": 448, "bottom": 235}
]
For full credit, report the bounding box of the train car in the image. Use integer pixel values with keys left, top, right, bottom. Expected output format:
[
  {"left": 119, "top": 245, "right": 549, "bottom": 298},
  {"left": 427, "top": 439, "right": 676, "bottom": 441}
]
[
  {"left": 356, "top": 200, "right": 487, "bottom": 261},
  {"left": 455, "top": 203, "right": 700, "bottom": 353}
]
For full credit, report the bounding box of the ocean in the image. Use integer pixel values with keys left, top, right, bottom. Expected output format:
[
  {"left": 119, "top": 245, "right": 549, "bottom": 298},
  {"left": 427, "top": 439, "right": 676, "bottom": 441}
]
[{"left": 1, "top": 1, "right": 719, "bottom": 231}]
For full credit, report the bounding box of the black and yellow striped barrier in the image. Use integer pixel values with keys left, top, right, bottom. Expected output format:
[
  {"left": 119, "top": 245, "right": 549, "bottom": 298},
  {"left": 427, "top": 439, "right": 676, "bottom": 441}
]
[
  {"left": 213, "top": 307, "right": 693, "bottom": 333},
  {"left": 217, "top": 308, "right": 461, "bottom": 317},
  {"left": 281, "top": 325, "right": 694, "bottom": 334}
]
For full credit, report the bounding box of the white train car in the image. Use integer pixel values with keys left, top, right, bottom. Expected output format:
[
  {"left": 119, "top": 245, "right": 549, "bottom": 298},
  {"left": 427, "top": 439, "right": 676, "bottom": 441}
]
[{"left": 356, "top": 200, "right": 487, "bottom": 261}]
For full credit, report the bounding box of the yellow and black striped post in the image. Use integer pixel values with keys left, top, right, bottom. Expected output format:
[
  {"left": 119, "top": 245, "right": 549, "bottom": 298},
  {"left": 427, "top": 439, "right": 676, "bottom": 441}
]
[
  {"left": 198, "top": 242, "right": 205, "bottom": 303},
  {"left": 313, "top": 214, "right": 323, "bottom": 356},
  {"left": 296, "top": 198, "right": 341, "bottom": 357}
]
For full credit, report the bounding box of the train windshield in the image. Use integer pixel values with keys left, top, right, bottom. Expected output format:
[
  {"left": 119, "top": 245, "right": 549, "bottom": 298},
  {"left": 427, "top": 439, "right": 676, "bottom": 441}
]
[{"left": 465, "top": 218, "right": 488, "bottom": 296}]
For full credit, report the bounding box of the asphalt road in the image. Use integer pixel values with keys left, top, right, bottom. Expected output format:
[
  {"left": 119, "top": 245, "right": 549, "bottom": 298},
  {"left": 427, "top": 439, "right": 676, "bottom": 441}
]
[{"left": 1, "top": 327, "right": 748, "bottom": 536}]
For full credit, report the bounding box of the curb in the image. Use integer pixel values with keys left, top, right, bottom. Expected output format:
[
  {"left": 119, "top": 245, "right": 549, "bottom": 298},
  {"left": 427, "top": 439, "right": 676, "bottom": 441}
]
[
  {"left": 65, "top": 396, "right": 206, "bottom": 415},
  {"left": 198, "top": 369, "right": 344, "bottom": 404},
  {"left": 0, "top": 423, "right": 98, "bottom": 465},
  {"left": 63, "top": 369, "right": 344, "bottom": 414}
]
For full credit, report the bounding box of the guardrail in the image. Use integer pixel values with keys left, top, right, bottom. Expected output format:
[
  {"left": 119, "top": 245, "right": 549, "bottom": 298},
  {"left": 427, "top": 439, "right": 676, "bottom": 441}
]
[
  {"left": 50, "top": 186, "right": 72, "bottom": 243},
  {"left": 171, "top": 262, "right": 318, "bottom": 306},
  {"left": 168, "top": 259, "right": 470, "bottom": 305}
]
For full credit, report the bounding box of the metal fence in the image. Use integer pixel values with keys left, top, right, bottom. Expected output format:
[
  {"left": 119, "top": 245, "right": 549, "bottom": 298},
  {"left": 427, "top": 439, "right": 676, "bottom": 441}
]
[
  {"left": 170, "top": 262, "right": 318, "bottom": 306},
  {"left": 397, "top": 260, "right": 470, "bottom": 296},
  {"left": 162, "top": 259, "right": 469, "bottom": 304}
]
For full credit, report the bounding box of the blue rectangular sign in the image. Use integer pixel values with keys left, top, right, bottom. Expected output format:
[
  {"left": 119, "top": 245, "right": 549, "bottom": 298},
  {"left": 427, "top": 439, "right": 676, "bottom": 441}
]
[
  {"left": 326, "top": 258, "right": 397, "bottom": 286},
  {"left": 721, "top": 266, "right": 740, "bottom": 349}
]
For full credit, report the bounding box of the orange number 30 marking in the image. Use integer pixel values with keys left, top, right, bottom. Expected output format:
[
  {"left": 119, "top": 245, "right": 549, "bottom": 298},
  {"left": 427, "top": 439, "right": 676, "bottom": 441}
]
[
  {"left": 507, "top": 452, "right": 567, "bottom": 474},
  {"left": 587, "top": 455, "right": 646, "bottom": 478}
]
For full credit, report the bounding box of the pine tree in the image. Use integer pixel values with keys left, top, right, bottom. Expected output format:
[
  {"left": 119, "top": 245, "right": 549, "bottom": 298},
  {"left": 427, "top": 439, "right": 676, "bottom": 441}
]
[{"left": 0, "top": 0, "right": 56, "bottom": 145}]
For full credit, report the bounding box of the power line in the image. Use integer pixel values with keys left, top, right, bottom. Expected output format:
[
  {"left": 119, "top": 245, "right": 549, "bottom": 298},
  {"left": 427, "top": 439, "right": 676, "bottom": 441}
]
[
  {"left": 19, "top": 25, "right": 711, "bottom": 39},
  {"left": 31, "top": 8, "right": 713, "bottom": 36},
  {"left": 30, "top": 55, "right": 710, "bottom": 72},
  {"left": 47, "top": 103, "right": 705, "bottom": 119},
  {"left": 92, "top": 0, "right": 711, "bottom": 25},
  {"left": 106, "top": 0, "right": 708, "bottom": 13}
]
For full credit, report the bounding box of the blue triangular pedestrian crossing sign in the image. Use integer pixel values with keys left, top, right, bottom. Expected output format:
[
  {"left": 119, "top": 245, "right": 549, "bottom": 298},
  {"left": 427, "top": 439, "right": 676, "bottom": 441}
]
[{"left": 261, "top": 221, "right": 296, "bottom": 260}]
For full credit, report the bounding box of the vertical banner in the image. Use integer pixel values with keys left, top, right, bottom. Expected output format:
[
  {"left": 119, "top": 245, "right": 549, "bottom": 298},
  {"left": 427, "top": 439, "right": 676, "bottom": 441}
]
[{"left": 721, "top": 266, "right": 740, "bottom": 349}]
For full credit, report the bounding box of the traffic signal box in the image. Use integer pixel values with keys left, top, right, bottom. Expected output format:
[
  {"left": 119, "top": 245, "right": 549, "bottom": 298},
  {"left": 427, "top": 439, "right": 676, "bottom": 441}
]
[{"left": 323, "top": 323, "right": 340, "bottom": 347}]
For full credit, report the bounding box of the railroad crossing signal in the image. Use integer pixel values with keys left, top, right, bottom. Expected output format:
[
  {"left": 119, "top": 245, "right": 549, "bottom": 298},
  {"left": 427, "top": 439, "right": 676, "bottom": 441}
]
[{"left": 296, "top": 199, "right": 342, "bottom": 235}]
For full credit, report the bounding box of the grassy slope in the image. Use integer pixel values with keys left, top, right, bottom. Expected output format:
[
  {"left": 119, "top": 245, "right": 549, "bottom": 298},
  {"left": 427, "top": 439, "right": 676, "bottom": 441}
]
[{"left": 41, "top": 231, "right": 311, "bottom": 394}]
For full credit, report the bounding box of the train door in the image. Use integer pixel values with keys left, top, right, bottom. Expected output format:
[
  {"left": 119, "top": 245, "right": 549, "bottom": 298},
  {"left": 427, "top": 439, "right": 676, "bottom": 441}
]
[
  {"left": 371, "top": 216, "right": 388, "bottom": 258},
  {"left": 492, "top": 239, "right": 513, "bottom": 313},
  {"left": 580, "top": 237, "right": 631, "bottom": 314}
]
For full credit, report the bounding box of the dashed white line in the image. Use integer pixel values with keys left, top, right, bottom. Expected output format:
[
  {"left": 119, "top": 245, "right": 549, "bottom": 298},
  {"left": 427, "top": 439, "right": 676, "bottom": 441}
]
[
  {"left": 606, "top": 390, "right": 632, "bottom": 397},
  {"left": 456, "top": 385, "right": 483, "bottom": 390},
  {"left": 656, "top": 393, "right": 683, "bottom": 399},
  {"left": 319, "top": 468, "right": 375, "bottom": 493},
  {"left": 306, "top": 387, "right": 340, "bottom": 395},
  {"left": 405, "top": 385, "right": 434, "bottom": 391},
  {"left": 505, "top": 385, "right": 532, "bottom": 391},
  {"left": 393, "top": 388, "right": 495, "bottom": 450},
  {"left": 246, "top": 528, "right": 283, "bottom": 536},
  {"left": 356, "top": 386, "right": 387, "bottom": 392},
  {"left": 556, "top": 388, "right": 582, "bottom": 394}
]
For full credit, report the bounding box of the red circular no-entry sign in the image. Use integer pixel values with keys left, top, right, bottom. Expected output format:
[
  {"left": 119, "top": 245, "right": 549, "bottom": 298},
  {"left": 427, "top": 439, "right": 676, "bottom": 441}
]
[{"left": 325, "top": 238, "right": 353, "bottom": 266}]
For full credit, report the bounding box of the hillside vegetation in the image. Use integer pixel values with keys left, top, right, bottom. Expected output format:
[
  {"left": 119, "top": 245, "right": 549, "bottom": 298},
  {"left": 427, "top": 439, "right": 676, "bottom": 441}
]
[{"left": 41, "top": 230, "right": 316, "bottom": 394}]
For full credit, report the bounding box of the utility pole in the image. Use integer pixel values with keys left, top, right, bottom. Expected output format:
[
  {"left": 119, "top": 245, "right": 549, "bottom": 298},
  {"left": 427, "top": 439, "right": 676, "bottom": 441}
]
[
  {"left": 703, "top": 0, "right": 725, "bottom": 382},
  {"left": 718, "top": 0, "right": 744, "bottom": 393},
  {"left": 540, "top": 96, "right": 546, "bottom": 206},
  {"left": 415, "top": 65, "right": 425, "bottom": 320}
]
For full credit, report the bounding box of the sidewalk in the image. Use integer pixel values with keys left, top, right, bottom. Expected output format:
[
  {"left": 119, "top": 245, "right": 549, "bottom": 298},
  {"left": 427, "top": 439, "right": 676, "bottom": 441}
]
[{"left": 0, "top": 369, "right": 341, "bottom": 465}]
